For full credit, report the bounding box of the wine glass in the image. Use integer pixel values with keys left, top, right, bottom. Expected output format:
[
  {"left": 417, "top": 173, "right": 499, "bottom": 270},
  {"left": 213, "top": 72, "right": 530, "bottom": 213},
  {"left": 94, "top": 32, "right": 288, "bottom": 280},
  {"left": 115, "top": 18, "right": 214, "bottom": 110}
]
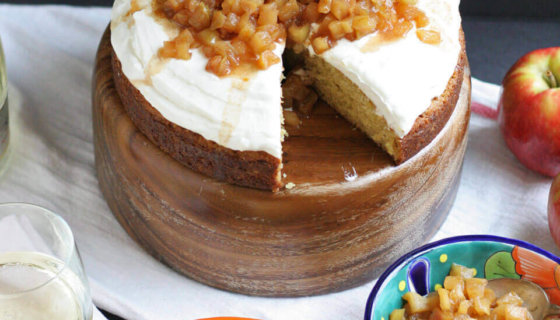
[{"left": 0, "top": 203, "right": 93, "bottom": 320}]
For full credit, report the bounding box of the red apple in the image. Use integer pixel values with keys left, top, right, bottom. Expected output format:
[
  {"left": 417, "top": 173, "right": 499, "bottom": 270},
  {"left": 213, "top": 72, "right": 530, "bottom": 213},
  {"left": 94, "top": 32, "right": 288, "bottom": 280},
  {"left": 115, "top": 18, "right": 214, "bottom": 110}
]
[
  {"left": 548, "top": 174, "right": 560, "bottom": 247},
  {"left": 498, "top": 47, "right": 560, "bottom": 177}
]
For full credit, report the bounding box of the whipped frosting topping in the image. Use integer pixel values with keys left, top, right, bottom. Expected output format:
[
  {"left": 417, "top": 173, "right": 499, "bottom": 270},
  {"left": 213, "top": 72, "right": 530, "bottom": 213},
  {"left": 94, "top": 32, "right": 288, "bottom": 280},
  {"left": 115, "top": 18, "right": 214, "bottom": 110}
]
[
  {"left": 317, "top": 0, "right": 462, "bottom": 137},
  {"left": 111, "top": 0, "right": 462, "bottom": 158},
  {"left": 111, "top": 0, "right": 285, "bottom": 158}
]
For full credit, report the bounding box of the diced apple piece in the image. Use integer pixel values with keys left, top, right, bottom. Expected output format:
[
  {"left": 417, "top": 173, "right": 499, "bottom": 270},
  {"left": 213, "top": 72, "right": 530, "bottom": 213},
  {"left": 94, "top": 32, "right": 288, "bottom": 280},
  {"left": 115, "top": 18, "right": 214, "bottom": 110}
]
[
  {"left": 450, "top": 285, "right": 466, "bottom": 304},
  {"left": 444, "top": 276, "right": 464, "bottom": 292},
  {"left": 417, "top": 29, "right": 441, "bottom": 45},
  {"left": 504, "top": 305, "right": 529, "bottom": 320},
  {"left": 197, "top": 29, "right": 219, "bottom": 45},
  {"left": 172, "top": 10, "right": 189, "bottom": 26},
  {"left": 175, "top": 40, "right": 192, "bottom": 59},
  {"left": 352, "top": 15, "right": 377, "bottom": 38},
  {"left": 159, "top": 41, "right": 177, "bottom": 58},
  {"left": 283, "top": 110, "right": 301, "bottom": 127},
  {"left": 178, "top": 29, "right": 195, "bottom": 43},
  {"left": 288, "top": 24, "right": 310, "bottom": 43},
  {"left": 231, "top": 39, "right": 249, "bottom": 57},
  {"left": 328, "top": 19, "right": 352, "bottom": 39},
  {"left": 311, "top": 36, "right": 330, "bottom": 54},
  {"left": 283, "top": 72, "right": 307, "bottom": 100},
  {"left": 414, "top": 11, "right": 429, "bottom": 28},
  {"left": 250, "top": 31, "right": 274, "bottom": 53},
  {"left": 437, "top": 288, "right": 451, "bottom": 311},
  {"left": 210, "top": 11, "right": 226, "bottom": 29},
  {"left": 223, "top": 12, "right": 241, "bottom": 32},
  {"left": 303, "top": 2, "right": 320, "bottom": 22},
  {"left": 331, "top": 0, "right": 351, "bottom": 20},
  {"left": 492, "top": 304, "right": 508, "bottom": 319},
  {"left": 298, "top": 89, "right": 318, "bottom": 115},
  {"left": 206, "top": 55, "right": 232, "bottom": 76},
  {"left": 221, "top": 0, "right": 241, "bottom": 15},
  {"left": 317, "top": 0, "right": 332, "bottom": 14},
  {"left": 465, "top": 278, "right": 488, "bottom": 300},
  {"left": 256, "top": 50, "right": 281, "bottom": 69},
  {"left": 278, "top": 0, "right": 300, "bottom": 22},
  {"left": 189, "top": 3, "right": 211, "bottom": 30},
  {"left": 257, "top": 24, "right": 285, "bottom": 41},
  {"left": 163, "top": 0, "right": 181, "bottom": 11},
  {"left": 352, "top": 0, "right": 368, "bottom": 15},
  {"left": 392, "top": 20, "right": 413, "bottom": 37},
  {"left": 240, "top": 0, "right": 263, "bottom": 14},
  {"left": 449, "top": 264, "right": 477, "bottom": 279},
  {"left": 212, "top": 41, "right": 237, "bottom": 64},
  {"left": 496, "top": 292, "right": 523, "bottom": 306},
  {"left": 473, "top": 296, "right": 491, "bottom": 316},
  {"left": 390, "top": 308, "right": 405, "bottom": 320},
  {"left": 403, "top": 292, "right": 439, "bottom": 313},
  {"left": 457, "top": 300, "right": 472, "bottom": 314},
  {"left": 258, "top": 3, "right": 279, "bottom": 25},
  {"left": 238, "top": 21, "right": 256, "bottom": 40}
]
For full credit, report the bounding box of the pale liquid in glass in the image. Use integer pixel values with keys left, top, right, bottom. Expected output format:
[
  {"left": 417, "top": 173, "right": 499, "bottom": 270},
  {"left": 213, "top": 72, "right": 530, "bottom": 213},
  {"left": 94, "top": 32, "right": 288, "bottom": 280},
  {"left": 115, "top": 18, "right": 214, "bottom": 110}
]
[{"left": 0, "top": 252, "right": 89, "bottom": 320}]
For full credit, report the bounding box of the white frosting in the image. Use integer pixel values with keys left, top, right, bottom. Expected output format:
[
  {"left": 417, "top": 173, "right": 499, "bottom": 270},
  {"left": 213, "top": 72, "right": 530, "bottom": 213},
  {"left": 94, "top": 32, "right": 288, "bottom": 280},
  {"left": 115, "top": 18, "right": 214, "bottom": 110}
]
[
  {"left": 111, "top": 0, "right": 461, "bottom": 159},
  {"left": 111, "top": 0, "right": 284, "bottom": 158},
  {"left": 317, "top": 0, "right": 462, "bottom": 137}
]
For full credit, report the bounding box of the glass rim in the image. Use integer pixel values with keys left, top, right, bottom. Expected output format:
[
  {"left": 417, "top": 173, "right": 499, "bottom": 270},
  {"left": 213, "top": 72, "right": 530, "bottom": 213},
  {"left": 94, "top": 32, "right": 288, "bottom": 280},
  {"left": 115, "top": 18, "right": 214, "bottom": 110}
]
[{"left": 0, "top": 202, "right": 77, "bottom": 297}]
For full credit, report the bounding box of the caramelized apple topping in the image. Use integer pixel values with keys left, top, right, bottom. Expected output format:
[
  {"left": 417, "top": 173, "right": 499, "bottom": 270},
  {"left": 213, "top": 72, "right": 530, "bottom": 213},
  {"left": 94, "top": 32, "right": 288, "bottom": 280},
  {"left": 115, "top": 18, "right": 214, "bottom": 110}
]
[
  {"left": 153, "top": 0, "right": 439, "bottom": 76},
  {"left": 282, "top": 67, "right": 318, "bottom": 115}
]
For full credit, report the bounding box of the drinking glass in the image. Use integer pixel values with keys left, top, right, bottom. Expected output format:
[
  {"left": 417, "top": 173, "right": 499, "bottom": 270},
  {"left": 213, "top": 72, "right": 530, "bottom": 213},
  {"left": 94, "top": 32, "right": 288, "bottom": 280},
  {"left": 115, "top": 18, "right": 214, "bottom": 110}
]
[
  {"left": 0, "top": 38, "right": 11, "bottom": 171},
  {"left": 0, "top": 203, "right": 93, "bottom": 320}
]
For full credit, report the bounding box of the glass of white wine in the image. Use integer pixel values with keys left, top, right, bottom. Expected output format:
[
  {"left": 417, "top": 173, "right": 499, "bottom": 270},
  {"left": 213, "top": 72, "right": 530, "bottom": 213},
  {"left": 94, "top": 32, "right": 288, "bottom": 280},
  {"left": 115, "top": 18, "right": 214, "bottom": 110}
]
[
  {"left": 0, "top": 203, "right": 93, "bottom": 320},
  {"left": 0, "top": 37, "right": 10, "bottom": 171}
]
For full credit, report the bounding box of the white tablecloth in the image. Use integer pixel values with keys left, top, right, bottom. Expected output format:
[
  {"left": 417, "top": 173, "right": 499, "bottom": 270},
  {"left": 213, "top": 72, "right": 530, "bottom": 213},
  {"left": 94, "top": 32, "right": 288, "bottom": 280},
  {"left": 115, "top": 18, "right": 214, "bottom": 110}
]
[{"left": 0, "top": 5, "right": 557, "bottom": 320}]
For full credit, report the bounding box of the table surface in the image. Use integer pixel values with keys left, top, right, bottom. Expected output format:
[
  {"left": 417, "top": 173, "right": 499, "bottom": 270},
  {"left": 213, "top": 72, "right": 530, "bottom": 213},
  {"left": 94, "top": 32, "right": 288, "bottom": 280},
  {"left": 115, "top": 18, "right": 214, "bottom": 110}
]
[{"left": 0, "top": 2, "right": 558, "bottom": 320}]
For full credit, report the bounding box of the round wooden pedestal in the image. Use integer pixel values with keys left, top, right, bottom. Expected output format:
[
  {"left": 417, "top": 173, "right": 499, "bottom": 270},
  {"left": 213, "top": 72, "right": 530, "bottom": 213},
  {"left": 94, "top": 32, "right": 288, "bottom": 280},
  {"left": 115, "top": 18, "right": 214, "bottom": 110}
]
[{"left": 93, "top": 29, "right": 471, "bottom": 297}]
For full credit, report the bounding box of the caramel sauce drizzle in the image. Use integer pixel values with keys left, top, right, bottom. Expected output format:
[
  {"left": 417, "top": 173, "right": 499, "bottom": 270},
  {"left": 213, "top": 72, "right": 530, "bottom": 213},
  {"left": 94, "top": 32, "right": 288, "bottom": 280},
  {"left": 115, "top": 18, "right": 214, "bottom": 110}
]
[{"left": 219, "top": 79, "right": 248, "bottom": 144}]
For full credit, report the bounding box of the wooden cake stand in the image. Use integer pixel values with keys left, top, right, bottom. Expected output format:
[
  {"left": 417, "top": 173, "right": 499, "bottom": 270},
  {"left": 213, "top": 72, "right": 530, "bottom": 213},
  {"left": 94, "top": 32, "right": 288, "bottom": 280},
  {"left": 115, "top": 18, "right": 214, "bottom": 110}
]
[{"left": 93, "top": 29, "right": 471, "bottom": 297}]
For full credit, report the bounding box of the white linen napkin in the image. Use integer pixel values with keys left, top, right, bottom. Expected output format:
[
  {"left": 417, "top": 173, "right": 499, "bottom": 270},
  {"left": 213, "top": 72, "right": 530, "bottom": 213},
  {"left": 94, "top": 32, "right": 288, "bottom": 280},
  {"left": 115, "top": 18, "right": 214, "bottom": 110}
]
[{"left": 0, "top": 4, "right": 557, "bottom": 320}]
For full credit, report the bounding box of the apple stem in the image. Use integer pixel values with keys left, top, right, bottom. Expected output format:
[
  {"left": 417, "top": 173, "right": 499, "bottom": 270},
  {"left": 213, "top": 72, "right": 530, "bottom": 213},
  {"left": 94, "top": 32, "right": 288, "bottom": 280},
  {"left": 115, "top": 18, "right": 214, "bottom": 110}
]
[{"left": 545, "top": 70, "right": 558, "bottom": 88}]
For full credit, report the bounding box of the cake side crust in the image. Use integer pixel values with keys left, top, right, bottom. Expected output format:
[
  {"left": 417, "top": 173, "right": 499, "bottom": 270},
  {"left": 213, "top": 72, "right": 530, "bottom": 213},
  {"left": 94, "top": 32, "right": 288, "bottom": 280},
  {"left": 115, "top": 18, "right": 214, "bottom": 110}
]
[
  {"left": 398, "top": 30, "right": 467, "bottom": 163},
  {"left": 111, "top": 49, "right": 283, "bottom": 191}
]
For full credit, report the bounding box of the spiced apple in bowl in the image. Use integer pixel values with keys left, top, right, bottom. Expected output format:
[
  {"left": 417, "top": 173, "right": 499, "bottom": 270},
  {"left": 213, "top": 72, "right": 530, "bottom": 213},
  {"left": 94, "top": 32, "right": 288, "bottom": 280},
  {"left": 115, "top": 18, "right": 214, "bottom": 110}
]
[{"left": 365, "top": 235, "right": 560, "bottom": 320}]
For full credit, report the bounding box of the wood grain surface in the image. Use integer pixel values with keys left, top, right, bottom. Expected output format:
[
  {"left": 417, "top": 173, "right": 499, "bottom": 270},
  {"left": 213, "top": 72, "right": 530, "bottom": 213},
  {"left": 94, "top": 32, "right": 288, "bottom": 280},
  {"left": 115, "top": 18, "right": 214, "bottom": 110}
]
[{"left": 93, "top": 28, "right": 471, "bottom": 297}]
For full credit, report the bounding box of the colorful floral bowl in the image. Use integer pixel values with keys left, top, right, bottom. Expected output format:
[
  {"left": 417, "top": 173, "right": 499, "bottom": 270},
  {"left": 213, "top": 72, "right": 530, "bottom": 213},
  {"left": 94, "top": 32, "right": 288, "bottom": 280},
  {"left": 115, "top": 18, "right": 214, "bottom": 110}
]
[{"left": 364, "top": 235, "right": 560, "bottom": 320}]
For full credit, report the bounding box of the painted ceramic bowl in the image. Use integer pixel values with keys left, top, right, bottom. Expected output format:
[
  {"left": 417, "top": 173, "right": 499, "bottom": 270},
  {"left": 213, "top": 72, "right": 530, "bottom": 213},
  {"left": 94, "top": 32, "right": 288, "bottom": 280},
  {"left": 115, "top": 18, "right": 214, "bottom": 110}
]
[{"left": 364, "top": 235, "right": 560, "bottom": 320}]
